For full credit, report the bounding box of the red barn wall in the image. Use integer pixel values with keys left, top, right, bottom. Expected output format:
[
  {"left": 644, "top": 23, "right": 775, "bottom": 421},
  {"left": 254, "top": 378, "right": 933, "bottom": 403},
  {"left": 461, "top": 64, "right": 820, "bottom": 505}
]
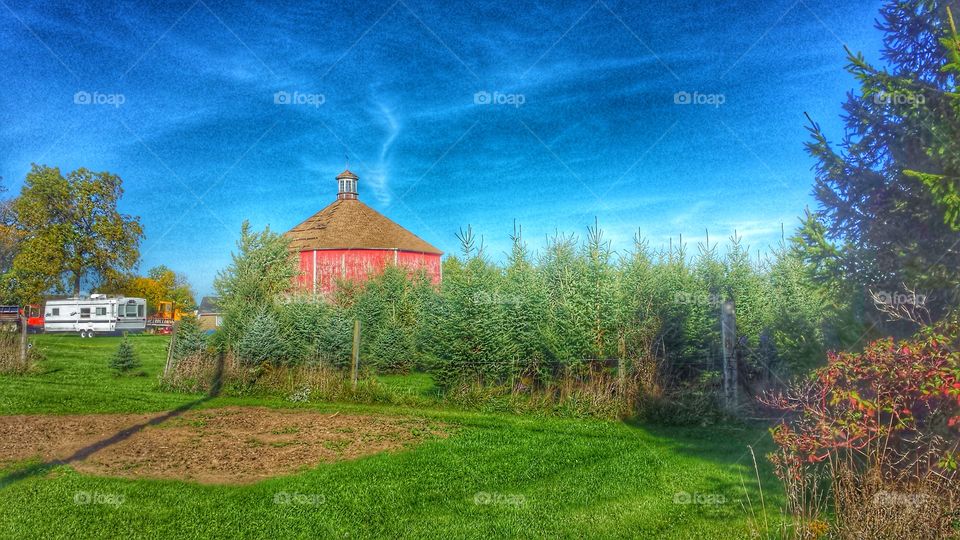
[{"left": 296, "top": 249, "right": 441, "bottom": 294}]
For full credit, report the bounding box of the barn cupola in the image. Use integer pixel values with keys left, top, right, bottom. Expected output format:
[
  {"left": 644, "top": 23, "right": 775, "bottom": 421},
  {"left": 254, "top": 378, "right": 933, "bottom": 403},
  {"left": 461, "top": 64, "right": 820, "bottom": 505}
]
[{"left": 336, "top": 169, "right": 359, "bottom": 200}]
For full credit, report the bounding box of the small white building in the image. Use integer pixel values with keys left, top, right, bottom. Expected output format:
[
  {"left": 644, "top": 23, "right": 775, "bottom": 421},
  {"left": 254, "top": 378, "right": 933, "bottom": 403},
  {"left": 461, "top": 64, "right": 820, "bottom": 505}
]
[{"left": 44, "top": 294, "right": 147, "bottom": 337}]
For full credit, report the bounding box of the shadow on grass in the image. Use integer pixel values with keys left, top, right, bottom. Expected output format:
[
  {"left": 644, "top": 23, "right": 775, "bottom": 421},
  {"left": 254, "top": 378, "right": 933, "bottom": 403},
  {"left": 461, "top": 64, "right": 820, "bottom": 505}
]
[
  {"left": 0, "top": 353, "right": 225, "bottom": 490},
  {"left": 621, "top": 418, "right": 787, "bottom": 533}
]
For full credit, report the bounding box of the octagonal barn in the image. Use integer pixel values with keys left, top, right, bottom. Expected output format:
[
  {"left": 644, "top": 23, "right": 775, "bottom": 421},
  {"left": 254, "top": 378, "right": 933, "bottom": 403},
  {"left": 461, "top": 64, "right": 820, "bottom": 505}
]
[{"left": 284, "top": 170, "right": 442, "bottom": 294}]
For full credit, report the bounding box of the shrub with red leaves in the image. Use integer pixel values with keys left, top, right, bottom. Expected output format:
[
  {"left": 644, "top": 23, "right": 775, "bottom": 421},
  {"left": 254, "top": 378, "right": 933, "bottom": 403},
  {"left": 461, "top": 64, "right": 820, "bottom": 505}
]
[
  {"left": 764, "top": 325, "right": 960, "bottom": 477},
  {"left": 761, "top": 320, "right": 960, "bottom": 537}
]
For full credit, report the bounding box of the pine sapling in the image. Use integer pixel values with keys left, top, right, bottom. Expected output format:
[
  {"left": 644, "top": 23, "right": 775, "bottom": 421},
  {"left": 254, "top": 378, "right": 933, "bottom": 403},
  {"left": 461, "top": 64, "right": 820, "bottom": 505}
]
[{"left": 110, "top": 335, "right": 141, "bottom": 374}]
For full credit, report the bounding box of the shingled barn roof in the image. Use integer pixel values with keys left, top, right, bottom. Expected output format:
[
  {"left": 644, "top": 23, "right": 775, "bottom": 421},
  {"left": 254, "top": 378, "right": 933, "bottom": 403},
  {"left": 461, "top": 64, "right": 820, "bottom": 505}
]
[{"left": 284, "top": 198, "right": 443, "bottom": 255}]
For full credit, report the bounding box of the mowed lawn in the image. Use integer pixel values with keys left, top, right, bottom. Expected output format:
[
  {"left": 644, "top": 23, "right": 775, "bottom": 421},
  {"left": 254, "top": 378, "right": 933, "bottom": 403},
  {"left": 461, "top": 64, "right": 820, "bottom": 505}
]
[{"left": 0, "top": 335, "right": 783, "bottom": 539}]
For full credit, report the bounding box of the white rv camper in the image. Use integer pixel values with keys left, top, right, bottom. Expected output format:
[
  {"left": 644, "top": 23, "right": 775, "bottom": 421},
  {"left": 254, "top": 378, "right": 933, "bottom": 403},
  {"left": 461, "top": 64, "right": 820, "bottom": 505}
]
[{"left": 43, "top": 294, "right": 147, "bottom": 337}]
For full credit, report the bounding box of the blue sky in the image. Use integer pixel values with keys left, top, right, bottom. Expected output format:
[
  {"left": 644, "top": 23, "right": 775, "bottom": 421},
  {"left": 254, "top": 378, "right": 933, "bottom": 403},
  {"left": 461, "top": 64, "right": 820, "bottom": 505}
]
[{"left": 1, "top": 0, "right": 885, "bottom": 296}]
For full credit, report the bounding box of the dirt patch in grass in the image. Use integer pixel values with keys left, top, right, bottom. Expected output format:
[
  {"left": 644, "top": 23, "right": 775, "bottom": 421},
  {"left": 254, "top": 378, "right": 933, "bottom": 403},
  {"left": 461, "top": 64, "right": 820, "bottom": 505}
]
[{"left": 0, "top": 407, "right": 446, "bottom": 484}]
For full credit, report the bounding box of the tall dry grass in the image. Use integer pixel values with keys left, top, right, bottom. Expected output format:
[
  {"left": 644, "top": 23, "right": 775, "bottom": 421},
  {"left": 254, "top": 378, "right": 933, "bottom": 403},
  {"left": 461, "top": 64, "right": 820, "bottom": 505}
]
[
  {"left": 159, "top": 350, "right": 409, "bottom": 405},
  {"left": 442, "top": 368, "right": 642, "bottom": 419},
  {"left": 753, "top": 459, "right": 958, "bottom": 539},
  {"left": 158, "top": 351, "right": 221, "bottom": 393},
  {"left": 0, "top": 331, "right": 40, "bottom": 375},
  {"left": 752, "top": 424, "right": 959, "bottom": 539}
]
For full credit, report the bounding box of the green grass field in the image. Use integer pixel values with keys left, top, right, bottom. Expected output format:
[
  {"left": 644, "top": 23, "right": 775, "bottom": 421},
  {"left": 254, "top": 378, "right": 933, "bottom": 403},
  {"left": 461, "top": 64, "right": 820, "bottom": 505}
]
[{"left": 0, "top": 335, "right": 784, "bottom": 539}]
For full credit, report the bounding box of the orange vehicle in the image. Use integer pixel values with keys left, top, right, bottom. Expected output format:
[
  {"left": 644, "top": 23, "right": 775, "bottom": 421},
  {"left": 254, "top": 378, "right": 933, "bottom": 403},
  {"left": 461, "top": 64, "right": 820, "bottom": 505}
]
[
  {"left": 24, "top": 304, "right": 43, "bottom": 332},
  {"left": 145, "top": 300, "right": 183, "bottom": 334}
]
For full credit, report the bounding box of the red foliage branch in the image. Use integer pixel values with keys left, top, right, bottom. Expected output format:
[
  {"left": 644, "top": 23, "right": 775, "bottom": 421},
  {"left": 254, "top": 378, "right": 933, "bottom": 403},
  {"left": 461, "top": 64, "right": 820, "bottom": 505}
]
[{"left": 762, "top": 324, "right": 960, "bottom": 479}]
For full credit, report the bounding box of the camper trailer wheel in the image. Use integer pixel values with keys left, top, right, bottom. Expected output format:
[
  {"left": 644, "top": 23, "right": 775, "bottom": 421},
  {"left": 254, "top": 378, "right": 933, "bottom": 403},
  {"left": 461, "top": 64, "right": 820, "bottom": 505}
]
[
  {"left": 87, "top": 330, "right": 95, "bottom": 339},
  {"left": 78, "top": 330, "right": 85, "bottom": 338}
]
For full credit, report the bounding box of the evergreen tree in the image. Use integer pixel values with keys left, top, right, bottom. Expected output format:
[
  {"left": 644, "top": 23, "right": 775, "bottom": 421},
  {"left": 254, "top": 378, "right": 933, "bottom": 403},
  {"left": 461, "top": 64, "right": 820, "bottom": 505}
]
[
  {"left": 110, "top": 335, "right": 140, "bottom": 374},
  {"left": 170, "top": 314, "right": 207, "bottom": 363},
  {"left": 723, "top": 233, "right": 773, "bottom": 373},
  {"left": 579, "top": 221, "right": 619, "bottom": 360},
  {"left": 427, "top": 227, "right": 509, "bottom": 387},
  {"left": 275, "top": 299, "right": 352, "bottom": 367},
  {"left": 351, "top": 265, "right": 431, "bottom": 373},
  {"left": 766, "top": 237, "right": 828, "bottom": 375},
  {"left": 649, "top": 239, "right": 699, "bottom": 377},
  {"left": 804, "top": 0, "right": 960, "bottom": 321},
  {"left": 234, "top": 309, "right": 285, "bottom": 366},
  {"left": 689, "top": 236, "right": 725, "bottom": 372},
  {"left": 214, "top": 221, "right": 297, "bottom": 349},
  {"left": 618, "top": 234, "right": 660, "bottom": 383},
  {"left": 501, "top": 223, "right": 551, "bottom": 384}
]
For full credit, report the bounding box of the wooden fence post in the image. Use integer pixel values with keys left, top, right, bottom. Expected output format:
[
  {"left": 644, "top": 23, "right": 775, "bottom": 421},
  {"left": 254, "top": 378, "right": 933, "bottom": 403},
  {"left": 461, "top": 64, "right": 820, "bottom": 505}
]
[
  {"left": 163, "top": 321, "right": 179, "bottom": 378},
  {"left": 721, "top": 300, "right": 738, "bottom": 411},
  {"left": 350, "top": 319, "right": 360, "bottom": 389},
  {"left": 617, "top": 334, "right": 627, "bottom": 388},
  {"left": 18, "top": 309, "right": 28, "bottom": 364}
]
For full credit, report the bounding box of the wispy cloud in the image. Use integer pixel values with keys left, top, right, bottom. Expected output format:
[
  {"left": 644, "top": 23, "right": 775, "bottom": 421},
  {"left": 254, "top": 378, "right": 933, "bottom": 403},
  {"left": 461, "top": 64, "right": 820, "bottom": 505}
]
[{"left": 365, "top": 100, "right": 400, "bottom": 206}]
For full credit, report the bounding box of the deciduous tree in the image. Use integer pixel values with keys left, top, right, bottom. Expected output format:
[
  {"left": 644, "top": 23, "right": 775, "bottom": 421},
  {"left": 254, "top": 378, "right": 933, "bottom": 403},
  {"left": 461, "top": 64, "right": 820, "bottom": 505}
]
[
  {"left": 121, "top": 265, "right": 196, "bottom": 313},
  {"left": 6, "top": 164, "right": 143, "bottom": 302}
]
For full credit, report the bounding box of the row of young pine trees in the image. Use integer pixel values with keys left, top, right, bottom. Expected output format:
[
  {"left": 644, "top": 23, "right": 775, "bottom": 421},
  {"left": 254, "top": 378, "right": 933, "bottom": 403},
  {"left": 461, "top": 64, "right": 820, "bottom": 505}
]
[{"left": 200, "top": 221, "right": 832, "bottom": 404}]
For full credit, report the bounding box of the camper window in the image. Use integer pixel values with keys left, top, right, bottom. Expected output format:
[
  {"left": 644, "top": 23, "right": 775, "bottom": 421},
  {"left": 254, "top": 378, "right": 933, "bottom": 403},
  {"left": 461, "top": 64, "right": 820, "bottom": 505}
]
[
  {"left": 96, "top": 307, "right": 106, "bottom": 316},
  {"left": 125, "top": 304, "right": 139, "bottom": 317},
  {"left": 51, "top": 308, "right": 59, "bottom": 316},
  {"left": 138, "top": 304, "right": 144, "bottom": 317},
  {"left": 80, "top": 308, "right": 90, "bottom": 318}
]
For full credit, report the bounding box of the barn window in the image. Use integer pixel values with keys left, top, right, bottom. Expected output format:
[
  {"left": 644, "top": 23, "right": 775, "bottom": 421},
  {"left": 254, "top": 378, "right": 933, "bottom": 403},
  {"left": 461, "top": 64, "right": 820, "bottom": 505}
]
[{"left": 80, "top": 308, "right": 90, "bottom": 318}]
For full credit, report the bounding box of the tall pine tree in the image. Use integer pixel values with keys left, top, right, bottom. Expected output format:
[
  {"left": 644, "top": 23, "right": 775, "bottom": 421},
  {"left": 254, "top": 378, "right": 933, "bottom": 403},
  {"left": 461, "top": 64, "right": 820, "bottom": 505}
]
[{"left": 803, "top": 0, "right": 960, "bottom": 322}]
